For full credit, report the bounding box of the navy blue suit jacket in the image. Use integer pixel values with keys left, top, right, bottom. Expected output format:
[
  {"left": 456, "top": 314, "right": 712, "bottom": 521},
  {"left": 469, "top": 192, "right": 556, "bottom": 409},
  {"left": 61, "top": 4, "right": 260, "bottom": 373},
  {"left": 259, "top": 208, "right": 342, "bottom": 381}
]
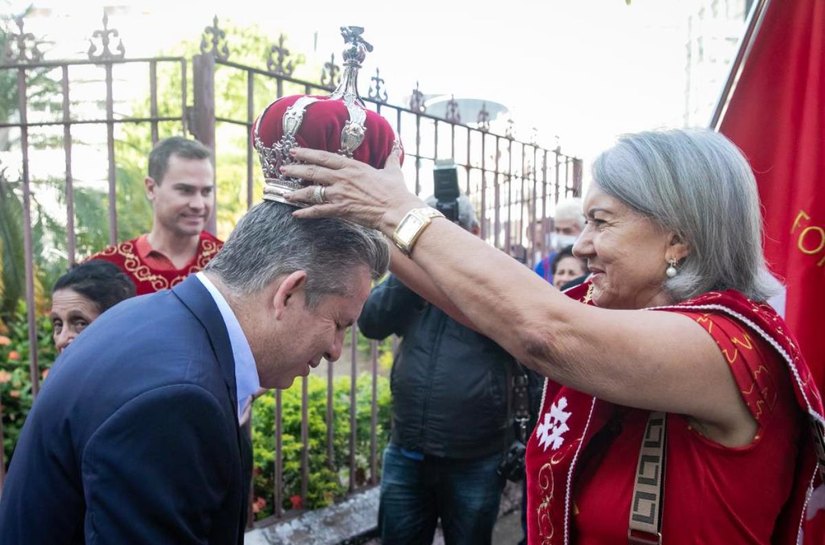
[{"left": 0, "top": 276, "right": 251, "bottom": 544}]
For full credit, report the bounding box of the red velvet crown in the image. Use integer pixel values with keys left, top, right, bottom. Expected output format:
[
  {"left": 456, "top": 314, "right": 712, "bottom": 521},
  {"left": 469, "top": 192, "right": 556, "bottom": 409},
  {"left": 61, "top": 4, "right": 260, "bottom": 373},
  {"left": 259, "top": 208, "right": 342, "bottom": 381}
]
[{"left": 252, "top": 27, "right": 402, "bottom": 206}]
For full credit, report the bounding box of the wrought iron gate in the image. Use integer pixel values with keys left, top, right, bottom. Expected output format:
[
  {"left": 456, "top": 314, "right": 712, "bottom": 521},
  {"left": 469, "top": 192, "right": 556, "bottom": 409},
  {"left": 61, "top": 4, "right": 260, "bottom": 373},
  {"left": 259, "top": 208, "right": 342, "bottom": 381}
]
[{"left": 0, "top": 12, "right": 581, "bottom": 528}]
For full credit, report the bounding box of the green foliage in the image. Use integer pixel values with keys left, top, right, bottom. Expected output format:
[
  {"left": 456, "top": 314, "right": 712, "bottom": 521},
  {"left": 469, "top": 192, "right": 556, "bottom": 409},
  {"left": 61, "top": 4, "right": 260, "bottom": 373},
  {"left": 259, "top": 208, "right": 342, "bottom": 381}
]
[
  {"left": 0, "top": 302, "right": 58, "bottom": 467},
  {"left": 250, "top": 372, "right": 392, "bottom": 519}
]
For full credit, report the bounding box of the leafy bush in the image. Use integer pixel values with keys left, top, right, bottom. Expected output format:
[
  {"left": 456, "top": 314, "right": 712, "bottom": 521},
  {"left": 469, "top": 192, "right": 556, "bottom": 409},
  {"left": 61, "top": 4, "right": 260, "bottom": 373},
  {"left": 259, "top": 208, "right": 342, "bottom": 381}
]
[
  {"left": 0, "top": 305, "right": 58, "bottom": 467},
  {"left": 250, "top": 373, "right": 392, "bottom": 519}
]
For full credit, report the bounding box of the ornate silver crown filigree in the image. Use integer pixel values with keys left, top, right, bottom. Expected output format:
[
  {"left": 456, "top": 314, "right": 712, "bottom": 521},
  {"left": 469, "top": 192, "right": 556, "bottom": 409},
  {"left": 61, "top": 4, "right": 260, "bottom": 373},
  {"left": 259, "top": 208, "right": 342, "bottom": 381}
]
[{"left": 255, "top": 26, "right": 377, "bottom": 206}]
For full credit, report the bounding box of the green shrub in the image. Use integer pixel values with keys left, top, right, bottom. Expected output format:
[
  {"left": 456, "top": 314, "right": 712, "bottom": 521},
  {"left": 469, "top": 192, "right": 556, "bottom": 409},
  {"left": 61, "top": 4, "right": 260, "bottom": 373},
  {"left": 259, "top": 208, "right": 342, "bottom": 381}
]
[
  {"left": 250, "top": 373, "right": 392, "bottom": 519},
  {"left": 0, "top": 306, "right": 58, "bottom": 467}
]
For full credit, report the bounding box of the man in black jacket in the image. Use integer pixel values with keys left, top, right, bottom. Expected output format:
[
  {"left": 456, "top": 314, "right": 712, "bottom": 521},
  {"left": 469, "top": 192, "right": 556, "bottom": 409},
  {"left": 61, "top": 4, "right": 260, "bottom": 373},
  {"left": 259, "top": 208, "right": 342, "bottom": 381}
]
[{"left": 359, "top": 195, "right": 517, "bottom": 545}]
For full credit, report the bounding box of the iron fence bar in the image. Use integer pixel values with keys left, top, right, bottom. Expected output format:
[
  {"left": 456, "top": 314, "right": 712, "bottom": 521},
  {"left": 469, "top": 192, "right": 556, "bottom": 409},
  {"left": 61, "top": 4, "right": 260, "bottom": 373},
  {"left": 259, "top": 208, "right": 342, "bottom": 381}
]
[
  {"left": 275, "top": 389, "right": 283, "bottom": 518},
  {"left": 105, "top": 62, "right": 118, "bottom": 245},
  {"left": 369, "top": 340, "right": 378, "bottom": 485},
  {"left": 450, "top": 122, "right": 455, "bottom": 159},
  {"left": 213, "top": 116, "right": 250, "bottom": 127},
  {"left": 0, "top": 116, "right": 187, "bottom": 129},
  {"left": 0, "top": 56, "right": 186, "bottom": 70},
  {"left": 494, "top": 137, "right": 501, "bottom": 249},
  {"left": 573, "top": 158, "right": 583, "bottom": 195},
  {"left": 180, "top": 59, "right": 188, "bottom": 135},
  {"left": 554, "top": 148, "right": 561, "bottom": 209},
  {"left": 541, "top": 149, "right": 548, "bottom": 265},
  {"left": 465, "top": 129, "right": 471, "bottom": 195},
  {"left": 62, "top": 64, "right": 76, "bottom": 265},
  {"left": 246, "top": 70, "right": 254, "bottom": 210},
  {"left": 480, "top": 134, "right": 487, "bottom": 239},
  {"left": 434, "top": 119, "right": 439, "bottom": 162},
  {"left": 300, "top": 375, "right": 309, "bottom": 504},
  {"left": 18, "top": 67, "right": 40, "bottom": 399},
  {"left": 414, "top": 116, "right": 421, "bottom": 195},
  {"left": 530, "top": 145, "right": 539, "bottom": 265},
  {"left": 149, "top": 60, "right": 159, "bottom": 145},
  {"left": 348, "top": 326, "right": 357, "bottom": 492},
  {"left": 191, "top": 54, "right": 217, "bottom": 234},
  {"left": 505, "top": 138, "right": 513, "bottom": 252},
  {"left": 520, "top": 144, "right": 528, "bottom": 252},
  {"left": 326, "top": 356, "right": 335, "bottom": 471}
]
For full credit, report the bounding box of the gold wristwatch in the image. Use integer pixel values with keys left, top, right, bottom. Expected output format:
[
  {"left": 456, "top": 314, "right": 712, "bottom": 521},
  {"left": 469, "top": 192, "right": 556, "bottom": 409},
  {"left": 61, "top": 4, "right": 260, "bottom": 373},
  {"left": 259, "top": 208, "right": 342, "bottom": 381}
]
[{"left": 391, "top": 207, "right": 445, "bottom": 256}]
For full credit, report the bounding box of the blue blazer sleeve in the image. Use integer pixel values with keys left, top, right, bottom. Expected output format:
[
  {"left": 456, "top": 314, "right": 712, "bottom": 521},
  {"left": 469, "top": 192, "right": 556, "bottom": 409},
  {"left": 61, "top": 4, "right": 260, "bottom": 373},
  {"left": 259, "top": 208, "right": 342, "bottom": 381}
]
[
  {"left": 82, "top": 384, "right": 237, "bottom": 545},
  {"left": 357, "top": 275, "right": 423, "bottom": 340}
]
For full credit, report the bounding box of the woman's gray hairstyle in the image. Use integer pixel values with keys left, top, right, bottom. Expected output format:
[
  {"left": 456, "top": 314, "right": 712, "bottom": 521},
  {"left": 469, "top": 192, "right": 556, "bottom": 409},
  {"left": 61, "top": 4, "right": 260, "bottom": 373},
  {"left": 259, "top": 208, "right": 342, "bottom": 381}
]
[
  {"left": 592, "top": 128, "right": 779, "bottom": 302},
  {"left": 206, "top": 202, "right": 389, "bottom": 307}
]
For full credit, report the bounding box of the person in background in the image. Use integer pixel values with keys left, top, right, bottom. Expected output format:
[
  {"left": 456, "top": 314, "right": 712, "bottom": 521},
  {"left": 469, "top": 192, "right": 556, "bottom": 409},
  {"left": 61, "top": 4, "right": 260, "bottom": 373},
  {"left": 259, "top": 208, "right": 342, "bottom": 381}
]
[
  {"left": 89, "top": 137, "right": 222, "bottom": 294},
  {"left": 359, "top": 195, "right": 517, "bottom": 545},
  {"left": 50, "top": 259, "right": 136, "bottom": 353},
  {"left": 550, "top": 245, "right": 588, "bottom": 291},
  {"left": 282, "top": 128, "right": 824, "bottom": 544},
  {"left": 533, "top": 198, "right": 585, "bottom": 284}
]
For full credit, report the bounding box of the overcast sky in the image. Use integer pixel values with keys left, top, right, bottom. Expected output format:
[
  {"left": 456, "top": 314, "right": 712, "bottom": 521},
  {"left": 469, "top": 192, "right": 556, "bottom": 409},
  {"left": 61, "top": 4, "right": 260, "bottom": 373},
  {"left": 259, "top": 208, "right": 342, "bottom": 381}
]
[{"left": 13, "top": 0, "right": 734, "bottom": 166}]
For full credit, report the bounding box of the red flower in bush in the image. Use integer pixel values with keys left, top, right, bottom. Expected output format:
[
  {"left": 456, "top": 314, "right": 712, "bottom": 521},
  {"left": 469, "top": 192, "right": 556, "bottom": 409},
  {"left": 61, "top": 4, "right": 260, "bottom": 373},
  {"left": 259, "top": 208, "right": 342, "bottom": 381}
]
[
  {"left": 0, "top": 370, "right": 11, "bottom": 384},
  {"left": 251, "top": 496, "right": 267, "bottom": 514},
  {"left": 290, "top": 495, "right": 303, "bottom": 510},
  {"left": 8, "top": 350, "right": 20, "bottom": 361},
  {"left": 0, "top": 335, "right": 11, "bottom": 346}
]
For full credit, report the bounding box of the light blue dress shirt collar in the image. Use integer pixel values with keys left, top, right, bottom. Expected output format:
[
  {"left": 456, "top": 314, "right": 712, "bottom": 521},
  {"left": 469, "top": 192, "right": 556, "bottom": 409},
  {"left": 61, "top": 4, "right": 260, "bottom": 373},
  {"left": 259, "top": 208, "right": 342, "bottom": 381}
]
[{"left": 195, "top": 272, "right": 260, "bottom": 422}]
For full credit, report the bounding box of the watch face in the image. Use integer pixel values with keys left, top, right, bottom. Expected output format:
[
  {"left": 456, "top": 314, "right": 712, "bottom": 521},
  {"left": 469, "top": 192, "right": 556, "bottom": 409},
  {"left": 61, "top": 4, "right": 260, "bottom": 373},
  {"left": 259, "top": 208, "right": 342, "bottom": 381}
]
[{"left": 396, "top": 215, "right": 425, "bottom": 243}]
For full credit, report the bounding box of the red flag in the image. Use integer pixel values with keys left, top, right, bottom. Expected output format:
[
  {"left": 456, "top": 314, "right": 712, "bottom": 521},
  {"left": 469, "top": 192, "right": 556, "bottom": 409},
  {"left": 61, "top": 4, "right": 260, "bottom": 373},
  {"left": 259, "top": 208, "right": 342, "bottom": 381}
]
[{"left": 717, "top": 0, "right": 825, "bottom": 540}]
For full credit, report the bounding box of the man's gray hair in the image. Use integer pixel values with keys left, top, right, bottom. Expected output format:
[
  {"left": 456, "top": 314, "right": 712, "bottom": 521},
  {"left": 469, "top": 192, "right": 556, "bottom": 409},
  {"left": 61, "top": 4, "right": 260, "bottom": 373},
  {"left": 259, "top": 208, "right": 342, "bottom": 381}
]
[
  {"left": 206, "top": 202, "right": 389, "bottom": 307},
  {"left": 424, "top": 194, "right": 479, "bottom": 231},
  {"left": 592, "top": 128, "right": 779, "bottom": 302},
  {"left": 554, "top": 198, "right": 585, "bottom": 230}
]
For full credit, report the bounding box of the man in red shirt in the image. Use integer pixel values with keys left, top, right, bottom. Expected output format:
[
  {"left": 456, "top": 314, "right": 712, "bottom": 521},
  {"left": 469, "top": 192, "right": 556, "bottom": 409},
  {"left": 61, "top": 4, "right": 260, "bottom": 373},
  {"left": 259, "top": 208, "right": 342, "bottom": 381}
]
[{"left": 90, "top": 137, "right": 223, "bottom": 294}]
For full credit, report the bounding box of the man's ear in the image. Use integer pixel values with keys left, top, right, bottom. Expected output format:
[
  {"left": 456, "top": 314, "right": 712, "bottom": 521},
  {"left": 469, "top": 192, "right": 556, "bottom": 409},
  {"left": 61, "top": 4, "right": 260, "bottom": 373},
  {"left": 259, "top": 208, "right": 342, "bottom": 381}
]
[
  {"left": 272, "top": 270, "right": 308, "bottom": 320},
  {"left": 145, "top": 176, "right": 157, "bottom": 202}
]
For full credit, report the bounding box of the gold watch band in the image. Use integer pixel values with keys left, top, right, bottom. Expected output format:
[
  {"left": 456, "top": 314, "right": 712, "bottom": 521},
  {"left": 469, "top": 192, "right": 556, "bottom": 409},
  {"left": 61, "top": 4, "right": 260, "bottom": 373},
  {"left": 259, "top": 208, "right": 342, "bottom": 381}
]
[{"left": 391, "top": 207, "right": 445, "bottom": 256}]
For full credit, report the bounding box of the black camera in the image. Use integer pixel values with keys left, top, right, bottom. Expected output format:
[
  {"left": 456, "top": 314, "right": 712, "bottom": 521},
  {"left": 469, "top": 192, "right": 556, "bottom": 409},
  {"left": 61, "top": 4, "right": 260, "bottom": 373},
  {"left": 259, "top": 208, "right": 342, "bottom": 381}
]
[
  {"left": 433, "top": 159, "right": 460, "bottom": 223},
  {"left": 497, "top": 439, "right": 526, "bottom": 482}
]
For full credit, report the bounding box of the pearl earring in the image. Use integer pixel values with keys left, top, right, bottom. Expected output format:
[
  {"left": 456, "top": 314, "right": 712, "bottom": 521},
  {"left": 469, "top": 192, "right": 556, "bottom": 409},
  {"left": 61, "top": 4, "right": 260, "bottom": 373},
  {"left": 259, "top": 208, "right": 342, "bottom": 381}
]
[{"left": 666, "top": 259, "right": 678, "bottom": 278}]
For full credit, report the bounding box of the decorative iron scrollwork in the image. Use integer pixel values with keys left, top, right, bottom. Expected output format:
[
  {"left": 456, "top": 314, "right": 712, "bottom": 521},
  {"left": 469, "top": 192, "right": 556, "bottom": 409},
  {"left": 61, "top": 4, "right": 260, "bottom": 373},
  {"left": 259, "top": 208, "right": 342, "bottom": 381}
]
[
  {"left": 200, "top": 16, "right": 229, "bottom": 61},
  {"left": 267, "top": 34, "right": 297, "bottom": 76},
  {"left": 3, "top": 16, "right": 43, "bottom": 64},
  {"left": 445, "top": 95, "right": 460, "bottom": 124},
  {"left": 505, "top": 118, "right": 515, "bottom": 139},
  {"left": 529, "top": 126, "right": 538, "bottom": 145},
  {"left": 368, "top": 67, "right": 388, "bottom": 103},
  {"left": 477, "top": 102, "right": 490, "bottom": 132},
  {"left": 87, "top": 12, "right": 126, "bottom": 61},
  {"left": 320, "top": 53, "right": 340, "bottom": 90},
  {"left": 409, "top": 81, "right": 425, "bottom": 113}
]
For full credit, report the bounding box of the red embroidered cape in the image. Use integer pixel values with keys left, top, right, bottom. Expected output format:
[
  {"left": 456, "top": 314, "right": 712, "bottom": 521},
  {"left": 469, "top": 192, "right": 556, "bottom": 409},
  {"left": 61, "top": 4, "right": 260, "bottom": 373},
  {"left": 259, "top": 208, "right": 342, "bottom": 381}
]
[
  {"left": 88, "top": 231, "right": 223, "bottom": 295},
  {"left": 525, "top": 282, "right": 825, "bottom": 545}
]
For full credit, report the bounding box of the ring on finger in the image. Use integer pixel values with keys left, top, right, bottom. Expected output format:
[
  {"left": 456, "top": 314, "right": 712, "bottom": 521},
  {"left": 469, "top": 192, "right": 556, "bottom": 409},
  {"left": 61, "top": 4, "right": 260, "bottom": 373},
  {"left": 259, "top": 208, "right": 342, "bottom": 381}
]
[{"left": 312, "top": 185, "right": 325, "bottom": 205}]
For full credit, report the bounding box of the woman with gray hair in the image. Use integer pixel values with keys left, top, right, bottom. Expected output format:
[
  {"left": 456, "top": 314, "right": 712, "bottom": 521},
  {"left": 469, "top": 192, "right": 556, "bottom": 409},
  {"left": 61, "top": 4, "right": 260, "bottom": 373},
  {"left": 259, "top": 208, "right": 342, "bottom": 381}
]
[{"left": 283, "top": 129, "right": 823, "bottom": 544}]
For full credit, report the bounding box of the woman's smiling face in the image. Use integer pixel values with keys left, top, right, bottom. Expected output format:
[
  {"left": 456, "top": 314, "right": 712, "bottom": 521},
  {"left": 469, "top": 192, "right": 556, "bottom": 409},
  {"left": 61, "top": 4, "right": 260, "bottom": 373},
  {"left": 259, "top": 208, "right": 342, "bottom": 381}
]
[{"left": 573, "top": 185, "right": 680, "bottom": 310}]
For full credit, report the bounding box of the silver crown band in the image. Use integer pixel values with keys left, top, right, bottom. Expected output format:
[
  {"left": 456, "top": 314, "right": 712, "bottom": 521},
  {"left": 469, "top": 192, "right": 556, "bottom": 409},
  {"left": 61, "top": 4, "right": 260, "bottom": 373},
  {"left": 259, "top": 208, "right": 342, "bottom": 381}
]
[{"left": 256, "top": 27, "right": 382, "bottom": 205}]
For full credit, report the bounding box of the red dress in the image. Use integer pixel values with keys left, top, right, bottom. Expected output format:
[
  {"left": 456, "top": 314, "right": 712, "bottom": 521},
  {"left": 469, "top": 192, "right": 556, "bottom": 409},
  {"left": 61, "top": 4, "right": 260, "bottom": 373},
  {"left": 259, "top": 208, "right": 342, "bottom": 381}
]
[
  {"left": 88, "top": 232, "right": 223, "bottom": 295},
  {"left": 525, "top": 283, "right": 825, "bottom": 545}
]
